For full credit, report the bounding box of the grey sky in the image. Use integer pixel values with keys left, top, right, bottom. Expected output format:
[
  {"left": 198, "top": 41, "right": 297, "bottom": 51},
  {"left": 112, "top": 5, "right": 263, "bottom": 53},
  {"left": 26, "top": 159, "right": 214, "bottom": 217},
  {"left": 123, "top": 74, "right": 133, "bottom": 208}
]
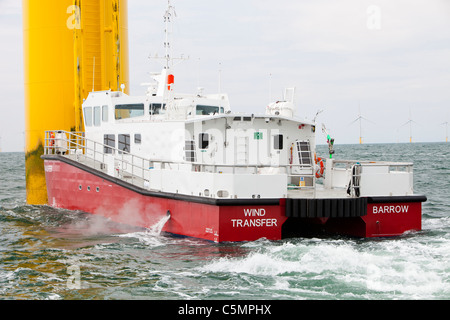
[{"left": 1, "top": 0, "right": 449, "bottom": 152}]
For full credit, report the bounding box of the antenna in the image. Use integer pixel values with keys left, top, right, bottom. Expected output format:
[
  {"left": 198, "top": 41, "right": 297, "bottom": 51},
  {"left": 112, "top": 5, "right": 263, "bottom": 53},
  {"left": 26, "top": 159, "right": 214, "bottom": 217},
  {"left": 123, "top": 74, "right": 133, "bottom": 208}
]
[
  {"left": 149, "top": 0, "right": 187, "bottom": 68},
  {"left": 349, "top": 103, "right": 375, "bottom": 144},
  {"left": 269, "top": 73, "right": 272, "bottom": 103},
  {"left": 163, "top": 0, "right": 176, "bottom": 69},
  {"left": 313, "top": 109, "right": 323, "bottom": 123},
  {"left": 322, "top": 124, "right": 335, "bottom": 159},
  {"left": 147, "top": 0, "right": 189, "bottom": 101},
  {"left": 218, "top": 62, "right": 222, "bottom": 94},
  {"left": 197, "top": 57, "right": 201, "bottom": 89}
]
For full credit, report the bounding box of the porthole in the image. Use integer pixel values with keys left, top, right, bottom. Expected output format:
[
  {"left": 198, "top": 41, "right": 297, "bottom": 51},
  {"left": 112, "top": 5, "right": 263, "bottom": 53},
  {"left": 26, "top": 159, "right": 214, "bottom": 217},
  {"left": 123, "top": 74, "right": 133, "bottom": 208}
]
[
  {"left": 96, "top": 187, "right": 100, "bottom": 192},
  {"left": 78, "top": 185, "right": 82, "bottom": 190},
  {"left": 87, "top": 186, "right": 91, "bottom": 191}
]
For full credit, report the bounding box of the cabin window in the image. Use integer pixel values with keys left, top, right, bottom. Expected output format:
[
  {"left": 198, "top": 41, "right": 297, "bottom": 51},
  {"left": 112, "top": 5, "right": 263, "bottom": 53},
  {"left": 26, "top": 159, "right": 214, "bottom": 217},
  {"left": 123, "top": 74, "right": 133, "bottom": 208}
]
[
  {"left": 185, "top": 140, "right": 196, "bottom": 162},
  {"left": 149, "top": 103, "right": 165, "bottom": 115},
  {"left": 104, "top": 134, "right": 115, "bottom": 154},
  {"left": 93, "top": 106, "right": 101, "bottom": 126},
  {"left": 196, "top": 105, "right": 224, "bottom": 115},
  {"left": 134, "top": 134, "right": 141, "bottom": 144},
  {"left": 296, "top": 140, "right": 312, "bottom": 166},
  {"left": 84, "top": 107, "right": 92, "bottom": 127},
  {"left": 274, "top": 134, "right": 283, "bottom": 150},
  {"left": 115, "top": 103, "right": 145, "bottom": 119},
  {"left": 199, "top": 133, "right": 209, "bottom": 150},
  {"left": 102, "top": 105, "right": 108, "bottom": 122},
  {"left": 118, "top": 134, "right": 131, "bottom": 154}
]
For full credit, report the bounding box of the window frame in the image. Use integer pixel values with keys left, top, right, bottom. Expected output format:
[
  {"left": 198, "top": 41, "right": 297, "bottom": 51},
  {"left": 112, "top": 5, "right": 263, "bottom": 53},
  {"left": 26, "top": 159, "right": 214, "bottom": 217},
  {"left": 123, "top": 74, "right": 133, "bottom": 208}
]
[
  {"left": 104, "top": 134, "right": 115, "bottom": 154},
  {"left": 93, "top": 106, "right": 101, "bottom": 126},
  {"left": 185, "top": 140, "right": 196, "bottom": 162},
  {"left": 199, "top": 133, "right": 209, "bottom": 150},
  {"left": 134, "top": 134, "right": 142, "bottom": 144},
  {"left": 274, "top": 134, "right": 283, "bottom": 150},
  {"left": 118, "top": 134, "right": 131, "bottom": 154},
  {"left": 102, "top": 105, "right": 108, "bottom": 122},
  {"left": 84, "top": 107, "right": 92, "bottom": 127},
  {"left": 115, "top": 103, "right": 145, "bottom": 120},
  {"left": 297, "top": 140, "right": 312, "bottom": 166}
]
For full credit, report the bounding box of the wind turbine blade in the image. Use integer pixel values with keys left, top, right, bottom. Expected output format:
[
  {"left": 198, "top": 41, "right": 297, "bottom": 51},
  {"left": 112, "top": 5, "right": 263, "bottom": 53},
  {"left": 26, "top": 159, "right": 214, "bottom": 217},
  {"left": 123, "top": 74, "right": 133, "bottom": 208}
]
[
  {"left": 361, "top": 116, "right": 376, "bottom": 124},
  {"left": 400, "top": 120, "right": 411, "bottom": 128},
  {"left": 348, "top": 118, "right": 360, "bottom": 126}
]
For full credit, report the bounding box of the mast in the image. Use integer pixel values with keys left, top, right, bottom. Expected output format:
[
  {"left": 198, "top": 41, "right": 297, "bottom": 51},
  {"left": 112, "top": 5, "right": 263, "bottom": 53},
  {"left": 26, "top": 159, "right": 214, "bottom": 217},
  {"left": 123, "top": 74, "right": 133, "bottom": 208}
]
[
  {"left": 163, "top": 0, "right": 176, "bottom": 71},
  {"left": 148, "top": 1, "right": 187, "bottom": 100}
]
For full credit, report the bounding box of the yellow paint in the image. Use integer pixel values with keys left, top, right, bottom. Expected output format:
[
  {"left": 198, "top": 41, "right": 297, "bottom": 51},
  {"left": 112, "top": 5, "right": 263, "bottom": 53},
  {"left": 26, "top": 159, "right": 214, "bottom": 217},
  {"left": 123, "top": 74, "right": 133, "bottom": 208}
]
[{"left": 23, "top": 0, "right": 129, "bottom": 205}]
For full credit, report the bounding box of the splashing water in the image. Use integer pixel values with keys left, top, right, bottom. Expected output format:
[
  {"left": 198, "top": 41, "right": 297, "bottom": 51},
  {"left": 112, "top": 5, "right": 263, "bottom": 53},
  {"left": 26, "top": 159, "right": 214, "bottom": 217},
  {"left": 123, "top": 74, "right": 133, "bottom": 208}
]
[
  {"left": 118, "top": 214, "right": 171, "bottom": 247},
  {"left": 148, "top": 213, "right": 171, "bottom": 236}
]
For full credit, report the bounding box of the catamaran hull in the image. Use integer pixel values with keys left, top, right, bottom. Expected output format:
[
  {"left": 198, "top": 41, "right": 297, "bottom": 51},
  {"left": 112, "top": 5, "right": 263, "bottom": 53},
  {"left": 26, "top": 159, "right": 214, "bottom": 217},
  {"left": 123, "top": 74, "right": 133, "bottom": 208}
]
[{"left": 43, "top": 156, "right": 426, "bottom": 242}]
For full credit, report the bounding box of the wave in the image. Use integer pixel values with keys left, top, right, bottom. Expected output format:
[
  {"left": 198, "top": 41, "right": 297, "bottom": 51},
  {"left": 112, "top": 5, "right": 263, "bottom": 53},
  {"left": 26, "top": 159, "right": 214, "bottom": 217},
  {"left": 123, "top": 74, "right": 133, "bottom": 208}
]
[{"left": 199, "top": 237, "right": 450, "bottom": 299}]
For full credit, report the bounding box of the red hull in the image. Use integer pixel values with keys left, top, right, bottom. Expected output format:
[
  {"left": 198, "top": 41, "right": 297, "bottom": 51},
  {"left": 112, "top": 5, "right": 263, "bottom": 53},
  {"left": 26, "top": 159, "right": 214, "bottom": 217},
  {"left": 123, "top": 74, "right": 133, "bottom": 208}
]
[{"left": 43, "top": 157, "right": 426, "bottom": 242}]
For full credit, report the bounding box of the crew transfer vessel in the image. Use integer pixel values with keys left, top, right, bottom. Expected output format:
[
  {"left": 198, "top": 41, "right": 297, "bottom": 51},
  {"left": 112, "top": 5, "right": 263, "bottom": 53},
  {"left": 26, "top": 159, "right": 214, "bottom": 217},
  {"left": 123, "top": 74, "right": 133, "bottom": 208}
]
[{"left": 41, "top": 2, "right": 426, "bottom": 242}]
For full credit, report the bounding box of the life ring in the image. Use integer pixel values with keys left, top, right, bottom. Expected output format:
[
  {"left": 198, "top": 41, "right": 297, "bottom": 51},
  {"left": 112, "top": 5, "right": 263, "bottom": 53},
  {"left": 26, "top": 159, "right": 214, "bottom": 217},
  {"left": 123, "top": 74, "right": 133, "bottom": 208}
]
[
  {"left": 315, "top": 156, "right": 324, "bottom": 178},
  {"left": 49, "top": 132, "right": 55, "bottom": 147}
]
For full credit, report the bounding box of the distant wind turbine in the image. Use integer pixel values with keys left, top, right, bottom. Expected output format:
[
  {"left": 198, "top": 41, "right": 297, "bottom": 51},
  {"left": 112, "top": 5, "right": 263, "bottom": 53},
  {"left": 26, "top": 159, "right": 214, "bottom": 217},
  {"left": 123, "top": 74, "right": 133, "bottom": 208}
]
[
  {"left": 442, "top": 121, "right": 449, "bottom": 143},
  {"left": 349, "top": 104, "right": 375, "bottom": 144},
  {"left": 400, "top": 108, "right": 417, "bottom": 143}
]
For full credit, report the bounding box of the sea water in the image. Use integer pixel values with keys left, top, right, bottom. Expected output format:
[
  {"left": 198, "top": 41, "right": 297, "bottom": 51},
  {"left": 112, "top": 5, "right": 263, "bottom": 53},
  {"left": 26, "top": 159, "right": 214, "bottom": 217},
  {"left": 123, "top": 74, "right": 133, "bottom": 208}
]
[{"left": 0, "top": 143, "right": 449, "bottom": 300}]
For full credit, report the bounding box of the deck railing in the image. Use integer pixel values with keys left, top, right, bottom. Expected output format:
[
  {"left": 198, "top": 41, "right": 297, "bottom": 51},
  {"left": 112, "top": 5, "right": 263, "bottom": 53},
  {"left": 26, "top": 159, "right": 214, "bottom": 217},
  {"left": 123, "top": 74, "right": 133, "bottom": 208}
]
[
  {"left": 44, "top": 130, "right": 318, "bottom": 192},
  {"left": 44, "top": 131, "right": 413, "bottom": 197}
]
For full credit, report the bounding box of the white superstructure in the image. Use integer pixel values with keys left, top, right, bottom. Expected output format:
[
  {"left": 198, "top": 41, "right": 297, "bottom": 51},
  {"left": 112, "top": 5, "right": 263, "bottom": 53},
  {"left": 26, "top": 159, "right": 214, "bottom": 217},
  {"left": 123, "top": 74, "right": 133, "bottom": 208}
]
[{"left": 68, "top": 65, "right": 414, "bottom": 201}]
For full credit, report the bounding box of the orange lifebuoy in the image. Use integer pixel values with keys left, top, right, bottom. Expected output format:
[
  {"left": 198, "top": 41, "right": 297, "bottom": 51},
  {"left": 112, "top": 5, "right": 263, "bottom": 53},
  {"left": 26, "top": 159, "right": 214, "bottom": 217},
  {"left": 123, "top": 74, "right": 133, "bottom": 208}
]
[
  {"left": 49, "top": 132, "right": 55, "bottom": 147},
  {"left": 315, "top": 156, "right": 324, "bottom": 178}
]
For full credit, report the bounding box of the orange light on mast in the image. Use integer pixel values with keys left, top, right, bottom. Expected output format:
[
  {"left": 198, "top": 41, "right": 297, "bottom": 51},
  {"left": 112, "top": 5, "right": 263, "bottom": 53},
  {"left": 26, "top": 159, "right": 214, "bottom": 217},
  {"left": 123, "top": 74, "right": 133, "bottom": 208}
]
[{"left": 167, "top": 74, "right": 174, "bottom": 91}]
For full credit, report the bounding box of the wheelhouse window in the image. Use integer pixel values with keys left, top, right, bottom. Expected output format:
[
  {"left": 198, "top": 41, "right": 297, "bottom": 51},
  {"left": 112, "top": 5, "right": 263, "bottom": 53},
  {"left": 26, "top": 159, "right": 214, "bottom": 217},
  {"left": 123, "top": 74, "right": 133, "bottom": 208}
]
[
  {"left": 196, "top": 105, "right": 224, "bottom": 115},
  {"left": 199, "top": 133, "right": 209, "bottom": 149},
  {"left": 102, "top": 105, "right": 108, "bottom": 122},
  {"left": 115, "top": 103, "right": 145, "bottom": 119},
  {"left": 104, "top": 134, "right": 115, "bottom": 154},
  {"left": 93, "top": 106, "right": 101, "bottom": 126},
  {"left": 274, "top": 134, "right": 283, "bottom": 150},
  {"left": 118, "top": 134, "right": 131, "bottom": 154},
  {"left": 149, "top": 103, "right": 165, "bottom": 115},
  {"left": 84, "top": 107, "right": 92, "bottom": 127}
]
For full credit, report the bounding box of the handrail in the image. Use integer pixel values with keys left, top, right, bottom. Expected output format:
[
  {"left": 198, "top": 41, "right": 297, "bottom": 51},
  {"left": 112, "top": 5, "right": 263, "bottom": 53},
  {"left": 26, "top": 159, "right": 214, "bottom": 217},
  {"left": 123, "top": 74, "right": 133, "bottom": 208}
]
[
  {"left": 44, "top": 130, "right": 152, "bottom": 188},
  {"left": 44, "top": 130, "right": 319, "bottom": 192},
  {"left": 332, "top": 159, "right": 413, "bottom": 167}
]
